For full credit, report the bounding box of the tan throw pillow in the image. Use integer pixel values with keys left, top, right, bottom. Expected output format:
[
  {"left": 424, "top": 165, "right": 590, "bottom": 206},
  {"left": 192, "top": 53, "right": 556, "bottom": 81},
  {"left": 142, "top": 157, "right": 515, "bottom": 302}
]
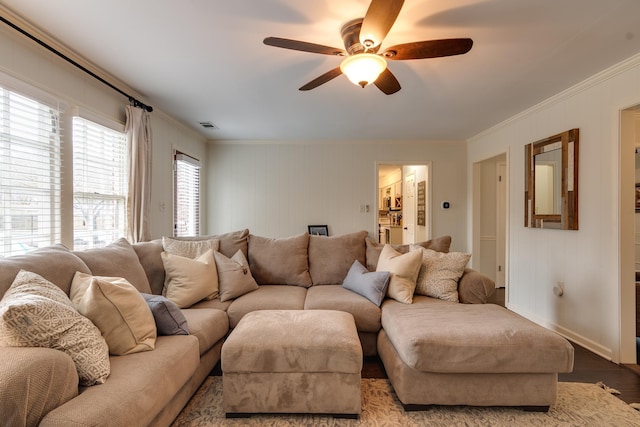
[
  {"left": 161, "top": 249, "right": 218, "bottom": 308},
  {"left": 365, "top": 236, "right": 452, "bottom": 271},
  {"left": 376, "top": 245, "right": 422, "bottom": 304},
  {"left": 248, "top": 233, "right": 312, "bottom": 287},
  {"left": 0, "top": 270, "right": 110, "bottom": 386},
  {"left": 162, "top": 236, "right": 220, "bottom": 259},
  {"left": 411, "top": 246, "right": 471, "bottom": 302},
  {"left": 214, "top": 250, "right": 259, "bottom": 302},
  {"left": 70, "top": 272, "right": 157, "bottom": 355}
]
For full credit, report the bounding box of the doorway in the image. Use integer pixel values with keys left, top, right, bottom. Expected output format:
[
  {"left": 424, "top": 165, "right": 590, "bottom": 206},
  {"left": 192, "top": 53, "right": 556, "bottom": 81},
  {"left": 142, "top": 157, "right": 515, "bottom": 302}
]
[
  {"left": 472, "top": 153, "right": 508, "bottom": 294},
  {"left": 620, "top": 104, "right": 640, "bottom": 364},
  {"left": 377, "top": 163, "right": 431, "bottom": 245}
]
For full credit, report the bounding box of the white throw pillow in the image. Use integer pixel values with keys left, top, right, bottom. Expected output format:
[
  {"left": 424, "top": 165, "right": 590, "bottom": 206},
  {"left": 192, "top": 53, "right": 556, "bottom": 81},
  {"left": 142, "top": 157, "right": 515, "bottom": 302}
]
[
  {"left": 161, "top": 249, "right": 218, "bottom": 308},
  {"left": 0, "top": 270, "right": 110, "bottom": 386},
  {"left": 411, "top": 246, "right": 471, "bottom": 302},
  {"left": 376, "top": 245, "right": 422, "bottom": 304},
  {"left": 70, "top": 272, "right": 157, "bottom": 355},
  {"left": 214, "top": 250, "right": 259, "bottom": 302}
]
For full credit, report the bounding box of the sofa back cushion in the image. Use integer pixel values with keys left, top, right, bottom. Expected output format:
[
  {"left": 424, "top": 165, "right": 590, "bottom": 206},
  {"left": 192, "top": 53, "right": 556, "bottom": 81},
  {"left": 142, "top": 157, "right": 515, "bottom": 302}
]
[
  {"left": 74, "top": 238, "right": 152, "bottom": 294},
  {"left": 133, "top": 229, "right": 250, "bottom": 295},
  {"left": 365, "top": 235, "right": 452, "bottom": 271},
  {"left": 0, "top": 245, "right": 91, "bottom": 298},
  {"left": 248, "top": 233, "right": 312, "bottom": 287},
  {"left": 308, "top": 231, "right": 368, "bottom": 285}
]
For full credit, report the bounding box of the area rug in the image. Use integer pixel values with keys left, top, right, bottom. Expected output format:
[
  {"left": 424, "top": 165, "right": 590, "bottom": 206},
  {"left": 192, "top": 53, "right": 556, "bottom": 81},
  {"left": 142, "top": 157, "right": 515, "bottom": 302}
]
[{"left": 172, "top": 377, "right": 640, "bottom": 427}]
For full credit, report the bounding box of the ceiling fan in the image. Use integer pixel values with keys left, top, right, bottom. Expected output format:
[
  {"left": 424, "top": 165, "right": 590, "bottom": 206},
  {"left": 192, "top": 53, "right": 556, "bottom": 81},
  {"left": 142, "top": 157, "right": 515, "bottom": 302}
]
[{"left": 263, "top": 0, "right": 473, "bottom": 95}]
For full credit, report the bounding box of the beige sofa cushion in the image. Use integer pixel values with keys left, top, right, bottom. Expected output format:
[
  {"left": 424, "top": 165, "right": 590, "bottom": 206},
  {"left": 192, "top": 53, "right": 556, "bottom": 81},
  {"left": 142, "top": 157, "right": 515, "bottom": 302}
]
[
  {"left": 0, "top": 270, "right": 110, "bottom": 386},
  {"left": 304, "top": 285, "right": 382, "bottom": 333},
  {"left": 381, "top": 296, "right": 575, "bottom": 374},
  {"left": 74, "top": 238, "right": 152, "bottom": 294},
  {"left": 365, "top": 235, "right": 452, "bottom": 271},
  {"left": 376, "top": 245, "right": 422, "bottom": 304},
  {"left": 181, "top": 308, "right": 229, "bottom": 355},
  {"left": 0, "top": 244, "right": 90, "bottom": 298},
  {"left": 308, "top": 231, "right": 367, "bottom": 285},
  {"left": 174, "top": 229, "right": 249, "bottom": 258},
  {"left": 248, "top": 233, "right": 312, "bottom": 287},
  {"left": 162, "top": 249, "right": 218, "bottom": 308},
  {"left": 70, "top": 272, "right": 157, "bottom": 355},
  {"left": 226, "top": 285, "right": 307, "bottom": 328},
  {"left": 132, "top": 240, "right": 165, "bottom": 295},
  {"left": 41, "top": 335, "right": 200, "bottom": 427}
]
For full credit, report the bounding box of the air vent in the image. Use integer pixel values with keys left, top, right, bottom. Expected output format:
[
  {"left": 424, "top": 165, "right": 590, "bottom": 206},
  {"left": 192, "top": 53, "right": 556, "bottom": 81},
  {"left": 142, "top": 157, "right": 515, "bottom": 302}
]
[{"left": 199, "top": 121, "right": 218, "bottom": 129}]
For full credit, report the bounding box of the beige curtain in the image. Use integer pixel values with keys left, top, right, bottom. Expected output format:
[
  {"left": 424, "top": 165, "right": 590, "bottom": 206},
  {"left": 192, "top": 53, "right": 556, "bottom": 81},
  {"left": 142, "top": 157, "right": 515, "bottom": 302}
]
[{"left": 125, "top": 104, "right": 152, "bottom": 242}]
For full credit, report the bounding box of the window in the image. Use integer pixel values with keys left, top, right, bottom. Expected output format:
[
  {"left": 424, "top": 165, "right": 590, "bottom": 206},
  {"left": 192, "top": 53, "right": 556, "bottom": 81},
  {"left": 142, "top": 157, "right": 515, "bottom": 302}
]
[
  {"left": 72, "top": 116, "right": 127, "bottom": 249},
  {"left": 173, "top": 151, "right": 200, "bottom": 237},
  {"left": 0, "top": 87, "right": 62, "bottom": 257}
]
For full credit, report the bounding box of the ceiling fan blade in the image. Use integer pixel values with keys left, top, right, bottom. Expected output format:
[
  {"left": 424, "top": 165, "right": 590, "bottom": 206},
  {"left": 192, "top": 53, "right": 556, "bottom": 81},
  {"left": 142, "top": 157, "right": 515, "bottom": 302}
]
[
  {"left": 382, "top": 38, "right": 473, "bottom": 60},
  {"left": 299, "top": 67, "right": 343, "bottom": 91},
  {"left": 359, "top": 0, "right": 404, "bottom": 49},
  {"left": 374, "top": 68, "right": 401, "bottom": 95},
  {"left": 264, "top": 37, "right": 346, "bottom": 56}
]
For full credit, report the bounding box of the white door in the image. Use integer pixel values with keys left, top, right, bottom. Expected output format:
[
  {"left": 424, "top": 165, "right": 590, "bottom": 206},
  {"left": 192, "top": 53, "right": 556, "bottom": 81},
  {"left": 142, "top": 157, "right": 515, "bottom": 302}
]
[
  {"left": 403, "top": 173, "right": 416, "bottom": 244},
  {"left": 496, "top": 162, "right": 507, "bottom": 287}
]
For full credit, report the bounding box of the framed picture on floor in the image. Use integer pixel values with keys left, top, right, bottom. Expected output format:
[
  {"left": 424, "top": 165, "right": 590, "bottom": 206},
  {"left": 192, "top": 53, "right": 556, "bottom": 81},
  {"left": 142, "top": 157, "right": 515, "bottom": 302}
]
[
  {"left": 636, "top": 183, "right": 640, "bottom": 213},
  {"left": 308, "top": 225, "right": 328, "bottom": 236}
]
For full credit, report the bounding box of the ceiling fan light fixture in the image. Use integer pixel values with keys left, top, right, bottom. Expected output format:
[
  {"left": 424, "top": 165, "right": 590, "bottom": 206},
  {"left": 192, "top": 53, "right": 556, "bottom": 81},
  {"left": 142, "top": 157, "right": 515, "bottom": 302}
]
[{"left": 340, "top": 53, "right": 387, "bottom": 88}]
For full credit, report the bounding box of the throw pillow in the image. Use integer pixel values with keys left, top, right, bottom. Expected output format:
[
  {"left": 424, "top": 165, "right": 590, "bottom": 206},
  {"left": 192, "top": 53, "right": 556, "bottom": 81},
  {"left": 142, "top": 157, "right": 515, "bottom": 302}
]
[
  {"left": 214, "top": 250, "right": 259, "bottom": 302},
  {"left": 376, "top": 245, "right": 422, "bottom": 304},
  {"left": 141, "top": 293, "right": 189, "bottom": 335},
  {"left": 162, "top": 236, "right": 220, "bottom": 259},
  {"left": 342, "top": 260, "right": 390, "bottom": 306},
  {"left": 365, "top": 236, "right": 452, "bottom": 271},
  {"left": 70, "top": 272, "right": 157, "bottom": 355},
  {"left": 411, "top": 246, "right": 471, "bottom": 302},
  {"left": 0, "top": 270, "right": 110, "bottom": 386},
  {"left": 308, "top": 231, "right": 368, "bottom": 285},
  {"left": 161, "top": 249, "right": 218, "bottom": 308},
  {"left": 247, "top": 233, "right": 312, "bottom": 287},
  {"left": 73, "top": 238, "right": 152, "bottom": 293}
]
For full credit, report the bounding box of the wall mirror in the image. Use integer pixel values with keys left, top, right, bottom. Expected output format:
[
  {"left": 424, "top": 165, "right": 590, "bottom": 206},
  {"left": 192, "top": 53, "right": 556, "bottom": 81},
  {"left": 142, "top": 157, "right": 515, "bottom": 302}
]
[{"left": 525, "top": 128, "right": 579, "bottom": 230}]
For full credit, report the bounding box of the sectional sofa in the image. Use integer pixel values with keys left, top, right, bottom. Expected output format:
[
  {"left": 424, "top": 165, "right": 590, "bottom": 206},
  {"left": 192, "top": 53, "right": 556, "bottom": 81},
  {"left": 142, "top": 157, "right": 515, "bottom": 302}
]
[{"left": 0, "top": 229, "right": 574, "bottom": 426}]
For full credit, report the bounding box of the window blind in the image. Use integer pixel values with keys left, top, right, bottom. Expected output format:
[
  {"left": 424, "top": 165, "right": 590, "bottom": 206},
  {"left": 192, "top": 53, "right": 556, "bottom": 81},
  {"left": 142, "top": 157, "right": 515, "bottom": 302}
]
[
  {"left": 174, "top": 152, "right": 200, "bottom": 237},
  {"left": 0, "top": 87, "right": 62, "bottom": 257},
  {"left": 72, "top": 116, "right": 127, "bottom": 249}
]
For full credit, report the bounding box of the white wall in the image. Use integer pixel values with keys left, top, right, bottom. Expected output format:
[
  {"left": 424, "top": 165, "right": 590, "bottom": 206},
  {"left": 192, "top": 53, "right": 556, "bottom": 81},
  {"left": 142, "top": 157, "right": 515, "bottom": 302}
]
[
  {"left": 0, "top": 19, "right": 208, "bottom": 243},
  {"left": 206, "top": 140, "right": 468, "bottom": 251},
  {"left": 468, "top": 53, "right": 640, "bottom": 363}
]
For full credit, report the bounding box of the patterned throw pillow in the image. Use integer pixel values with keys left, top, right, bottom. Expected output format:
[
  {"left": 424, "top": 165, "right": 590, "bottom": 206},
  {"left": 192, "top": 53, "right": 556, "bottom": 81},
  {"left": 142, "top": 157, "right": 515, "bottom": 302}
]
[
  {"left": 411, "top": 246, "right": 471, "bottom": 302},
  {"left": 0, "top": 270, "right": 110, "bottom": 386},
  {"left": 162, "top": 237, "right": 220, "bottom": 259}
]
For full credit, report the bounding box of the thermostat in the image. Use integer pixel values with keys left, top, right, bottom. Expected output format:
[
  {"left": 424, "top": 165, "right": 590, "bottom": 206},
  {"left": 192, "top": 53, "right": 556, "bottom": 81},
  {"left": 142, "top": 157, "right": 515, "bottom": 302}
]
[{"left": 441, "top": 201, "right": 450, "bottom": 210}]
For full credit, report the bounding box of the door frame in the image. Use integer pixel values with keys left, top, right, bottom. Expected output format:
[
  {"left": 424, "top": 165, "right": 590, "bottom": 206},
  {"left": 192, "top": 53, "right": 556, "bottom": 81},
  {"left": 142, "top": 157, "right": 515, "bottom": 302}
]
[{"left": 376, "top": 162, "right": 432, "bottom": 244}]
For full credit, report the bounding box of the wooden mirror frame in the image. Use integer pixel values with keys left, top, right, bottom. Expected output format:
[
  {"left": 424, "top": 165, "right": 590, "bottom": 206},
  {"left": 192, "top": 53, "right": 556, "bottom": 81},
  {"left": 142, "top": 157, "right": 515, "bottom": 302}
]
[{"left": 525, "top": 128, "right": 579, "bottom": 230}]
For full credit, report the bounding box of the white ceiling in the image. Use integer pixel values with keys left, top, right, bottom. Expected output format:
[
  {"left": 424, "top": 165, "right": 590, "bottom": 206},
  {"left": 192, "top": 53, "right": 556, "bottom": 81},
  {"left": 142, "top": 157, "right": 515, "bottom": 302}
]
[{"left": 2, "top": 0, "right": 640, "bottom": 141}]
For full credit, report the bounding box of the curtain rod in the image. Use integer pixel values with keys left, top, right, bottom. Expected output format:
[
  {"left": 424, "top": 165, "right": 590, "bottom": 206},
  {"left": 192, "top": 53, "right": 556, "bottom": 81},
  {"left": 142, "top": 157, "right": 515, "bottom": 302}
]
[{"left": 0, "top": 15, "right": 153, "bottom": 112}]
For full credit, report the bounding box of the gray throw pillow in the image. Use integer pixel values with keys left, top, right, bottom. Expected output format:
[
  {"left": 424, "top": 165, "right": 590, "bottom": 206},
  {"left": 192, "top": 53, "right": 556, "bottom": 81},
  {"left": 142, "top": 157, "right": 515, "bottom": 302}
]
[
  {"left": 342, "top": 260, "right": 390, "bottom": 307},
  {"left": 141, "top": 293, "right": 189, "bottom": 335}
]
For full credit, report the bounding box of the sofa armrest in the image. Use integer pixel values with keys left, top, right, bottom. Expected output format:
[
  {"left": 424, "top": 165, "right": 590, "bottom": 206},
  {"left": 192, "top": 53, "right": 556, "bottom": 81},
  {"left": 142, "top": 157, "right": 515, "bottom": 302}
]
[
  {"left": 458, "top": 268, "right": 496, "bottom": 304},
  {"left": 0, "top": 347, "right": 79, "bottom": 427}
]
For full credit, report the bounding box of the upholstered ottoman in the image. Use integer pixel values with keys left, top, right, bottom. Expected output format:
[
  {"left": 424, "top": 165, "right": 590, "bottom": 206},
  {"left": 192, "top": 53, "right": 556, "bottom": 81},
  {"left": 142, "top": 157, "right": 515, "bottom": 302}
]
[
  {"left": 221, "top": 310, "right": 363, "bottom": 417},
  {"left": 378, "top": 296, "right": 575, "bottom": 410}
]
